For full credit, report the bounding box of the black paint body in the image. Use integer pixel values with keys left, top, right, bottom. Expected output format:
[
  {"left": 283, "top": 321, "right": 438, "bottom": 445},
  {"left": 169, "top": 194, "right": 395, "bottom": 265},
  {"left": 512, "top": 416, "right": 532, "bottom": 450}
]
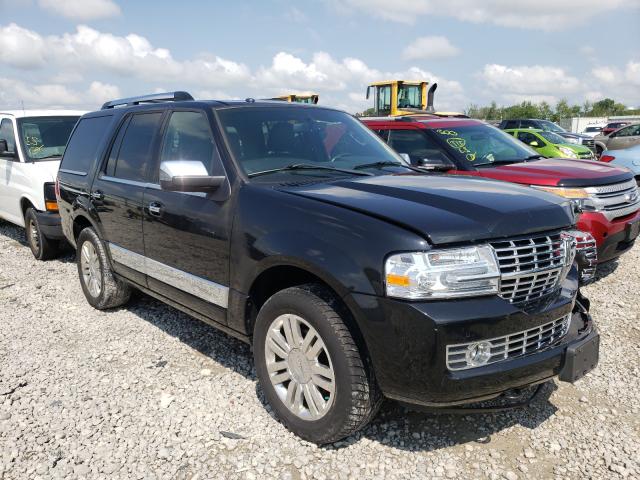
[{"left": 57, "top": 100, "right": 595, "bottom": 406}]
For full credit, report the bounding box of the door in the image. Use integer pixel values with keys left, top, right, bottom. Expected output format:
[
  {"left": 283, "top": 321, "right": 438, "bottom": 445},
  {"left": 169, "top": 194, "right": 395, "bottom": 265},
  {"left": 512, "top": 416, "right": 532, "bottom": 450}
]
[
  {"left": 607, "top": 124, "right": 640, "bottom": 150},
  {"left": 91, "top": 111, "right": 164, "bottom": 286},
  {"left": 142, "top": 110, "right": 232, "bottom": 323},
  {"left": 0, "top": 118, "right": 23, "bottom": 223}
]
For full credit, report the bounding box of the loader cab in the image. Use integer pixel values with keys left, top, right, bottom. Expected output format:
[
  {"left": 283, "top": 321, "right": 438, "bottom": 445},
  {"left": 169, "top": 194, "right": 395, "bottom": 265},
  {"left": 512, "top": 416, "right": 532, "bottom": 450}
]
[{"left": 271, "top": 93, "right": 319, "bottom": 104}]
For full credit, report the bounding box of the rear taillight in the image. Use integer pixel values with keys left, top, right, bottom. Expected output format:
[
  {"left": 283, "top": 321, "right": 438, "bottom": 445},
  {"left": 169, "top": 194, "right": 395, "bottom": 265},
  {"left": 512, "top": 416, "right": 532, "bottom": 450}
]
[
  {"left": 600, "top": 155, "right": 615, "bottom": 163},
  {"left": 44, "top": 182, "right": 58, "bottom": 212}
]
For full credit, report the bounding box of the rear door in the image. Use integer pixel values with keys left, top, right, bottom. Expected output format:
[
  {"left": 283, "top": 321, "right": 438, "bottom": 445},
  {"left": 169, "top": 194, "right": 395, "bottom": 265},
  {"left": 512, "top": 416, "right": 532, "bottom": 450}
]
[
  {"left": 91, "top": 111, "right": 164, "bottom": 286},
  {"left": 142, "top": 109, "right": 232, "bottom": 323},
  {"left": 607, "top": 124, "right": 640, "bottom": 150}
]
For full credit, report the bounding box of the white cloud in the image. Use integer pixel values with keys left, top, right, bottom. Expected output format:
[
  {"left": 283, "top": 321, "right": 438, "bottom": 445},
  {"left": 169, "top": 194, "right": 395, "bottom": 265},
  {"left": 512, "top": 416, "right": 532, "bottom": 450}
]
[
  {"left": 38, "top": 0, "right": 121, "bottom": 20},
  {"left": 0, "top": 77, "right": 120, "bottom": 109},
  {"left": 402, "top": 36, "right": 460, "bottom": 60},
  {"left": 479, "top": 64, "right": 581, "bottom": 96},
  {"left": 329, "top": 0, "right": 640, "bottom": 30},
  {"left": 0, "top": 23, "right": 46, "bottom": 68}
]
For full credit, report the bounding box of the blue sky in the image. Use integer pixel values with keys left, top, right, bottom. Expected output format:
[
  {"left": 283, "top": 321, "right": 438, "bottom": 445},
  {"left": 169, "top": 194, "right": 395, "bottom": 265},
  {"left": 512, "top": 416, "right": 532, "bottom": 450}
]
[{"left": 0, "top": 0, "right": 638, "bottom": 113}]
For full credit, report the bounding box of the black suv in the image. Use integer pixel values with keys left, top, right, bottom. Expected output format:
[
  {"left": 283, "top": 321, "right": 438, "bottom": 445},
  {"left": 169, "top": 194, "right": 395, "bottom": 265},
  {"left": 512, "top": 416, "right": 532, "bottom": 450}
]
[
  {"left": 498, "top": 119, "right": 595, "bottom": 151},
  {"left": 57, "top": 92, "right": 599, "bottom": 444}
]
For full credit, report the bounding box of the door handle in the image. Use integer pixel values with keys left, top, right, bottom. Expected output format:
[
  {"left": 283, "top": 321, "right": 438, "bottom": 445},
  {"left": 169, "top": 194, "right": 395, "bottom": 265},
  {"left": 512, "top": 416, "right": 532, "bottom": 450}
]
[
  {"left": 148, "top": 202, "right": 163, "bottom": 217},
  {"left": 91, "top": 190, "right": 103, "bottom": 201}
]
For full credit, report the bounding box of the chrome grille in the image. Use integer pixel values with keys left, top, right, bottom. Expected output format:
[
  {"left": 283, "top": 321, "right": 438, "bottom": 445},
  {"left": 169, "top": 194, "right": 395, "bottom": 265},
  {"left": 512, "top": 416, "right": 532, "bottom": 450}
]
[
  {"left": 581, "top": 138, "right": 595, "bottom": 150},
  {"left": 586, "top": 179, "right": 640, "bottom": 221},
  {"left": 490, "top": 233, "right": 567, "bottom": 305},
  {"left": 446, "top": 314, "right": 570, "bottom": 371}
]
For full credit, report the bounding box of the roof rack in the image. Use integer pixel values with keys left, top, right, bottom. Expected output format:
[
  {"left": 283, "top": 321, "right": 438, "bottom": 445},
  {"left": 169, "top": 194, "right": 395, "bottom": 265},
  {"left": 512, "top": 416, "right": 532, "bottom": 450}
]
[{"left": 101, "top": 91, "right": 194, "bottom": 110}]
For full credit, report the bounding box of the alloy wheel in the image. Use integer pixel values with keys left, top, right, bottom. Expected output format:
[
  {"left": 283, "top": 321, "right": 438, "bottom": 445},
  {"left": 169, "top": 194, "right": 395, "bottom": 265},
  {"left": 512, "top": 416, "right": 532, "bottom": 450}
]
[
  {"left": 28, "top": 219, "right": 39, "bottom": 252},
  {"left": 80, "top": 242, "right": 102, "bottom": 298},
  {"left": 264, "top": 314, "right": 335, "bottom": 420}
]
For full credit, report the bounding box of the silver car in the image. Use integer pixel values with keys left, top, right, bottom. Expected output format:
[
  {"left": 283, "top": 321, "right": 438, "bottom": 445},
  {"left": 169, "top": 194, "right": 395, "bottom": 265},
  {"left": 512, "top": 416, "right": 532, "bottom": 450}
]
[
  {"left": 601, "top": 143, "right": 640, "bottom": 185},
  {"left": 595, "top": 122, "right": 640, "bottom": 155}
]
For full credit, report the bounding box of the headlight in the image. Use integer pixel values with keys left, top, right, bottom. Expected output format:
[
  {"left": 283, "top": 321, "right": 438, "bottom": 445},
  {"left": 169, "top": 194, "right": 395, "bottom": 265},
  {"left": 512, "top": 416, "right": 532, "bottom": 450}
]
[
  {"left": 558, "top": 146, "right": 578, "bottom": 158},
  {"left": 532, "top": 186, "right": 596, "bottom": 211},
  {"left": 565, "top": 137, "right": 581, "bottom": 144},
  {"left": 385, "top": 246, "right": 500, "bottom": 300}
]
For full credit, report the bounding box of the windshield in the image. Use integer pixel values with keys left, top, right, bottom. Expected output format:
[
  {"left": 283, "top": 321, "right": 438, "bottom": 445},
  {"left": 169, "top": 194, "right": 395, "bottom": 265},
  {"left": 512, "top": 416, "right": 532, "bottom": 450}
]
[
  {"left": 17, "top": 116, "right": 80, "bottom": 161},
  {"left": 584, "top": 126, "right": 602, "bottom": 132},
  {"left": 397, "top": 85, "right": 422, "bottom": 109},
  {"left": 537, "top": 120, "right": 565, "bottom": 133},
  {"left": 432, "top": 123, "right": 540, "bottom": 167},
  {"left": 216, "top": 107, "right": 405, "bottom": 178},
  {"left": 539, "top": 131, "right": 568, "bottom": 144}
]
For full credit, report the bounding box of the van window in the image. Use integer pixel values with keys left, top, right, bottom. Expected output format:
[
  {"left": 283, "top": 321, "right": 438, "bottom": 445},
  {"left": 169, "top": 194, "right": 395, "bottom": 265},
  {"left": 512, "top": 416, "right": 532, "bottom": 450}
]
[
  {"left": 111, "top": 112, "right": 163, "bottom": 182},
  {"left": 60, "top": 115, "right": 113, "bottom": 174},
  {"left": 0, "top": 119, "right": 16, "bottom": 157}
]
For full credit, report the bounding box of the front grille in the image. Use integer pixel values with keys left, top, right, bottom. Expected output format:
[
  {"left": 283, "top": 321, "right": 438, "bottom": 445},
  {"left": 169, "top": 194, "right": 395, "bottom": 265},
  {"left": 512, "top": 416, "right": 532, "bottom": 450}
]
[
  {"left": 446, "top": 314, "right": 570, "bottom": 371},
  {"left": 586, "top": 179, "right": 640, "bottom": 220},
  {"left": 490, "top": 232, "right": 567, "bottom": 305},
  {"left": 581, "top": 138, "right": 595, "bottom": 151}
]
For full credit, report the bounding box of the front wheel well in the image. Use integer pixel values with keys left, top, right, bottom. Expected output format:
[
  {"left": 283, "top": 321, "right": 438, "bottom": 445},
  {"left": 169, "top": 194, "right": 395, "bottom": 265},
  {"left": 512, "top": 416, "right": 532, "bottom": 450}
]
[
  {"left": 246, "top": 266, "right": 367, "bottom": 355},
  {"left": 20, "top": 198, "right": 35, "bottom": 217},
  {"left": 72, "top": 216, "right": 93, "bottom": 241}
]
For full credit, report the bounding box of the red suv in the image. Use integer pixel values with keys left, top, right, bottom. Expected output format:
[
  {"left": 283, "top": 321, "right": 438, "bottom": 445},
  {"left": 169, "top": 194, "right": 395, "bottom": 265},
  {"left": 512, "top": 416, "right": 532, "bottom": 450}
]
[{"left": 362, "top": 116, "right": 640, "bottom": 277}]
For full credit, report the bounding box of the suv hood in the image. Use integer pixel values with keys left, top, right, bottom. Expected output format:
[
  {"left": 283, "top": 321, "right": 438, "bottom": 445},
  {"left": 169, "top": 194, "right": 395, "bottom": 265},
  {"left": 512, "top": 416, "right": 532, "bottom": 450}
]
[
  {"left": 280, "top": 174, "right": 575, "bottom": 245},
  {"left": 475, "top": 158, "right": 632, "bottom": 187}
]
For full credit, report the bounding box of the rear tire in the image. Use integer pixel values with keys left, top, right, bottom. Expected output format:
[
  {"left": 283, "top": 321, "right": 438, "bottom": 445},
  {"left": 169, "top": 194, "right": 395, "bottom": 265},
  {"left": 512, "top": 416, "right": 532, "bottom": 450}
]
[
  {"left": 25, "top": 207, "right": 58, "bottom": 260},
  {"left": 76, "top": 228, "right": 131, "bottom": 310},
  {"left": 253, "top": 284, "right": 381, "bottom": 444}
]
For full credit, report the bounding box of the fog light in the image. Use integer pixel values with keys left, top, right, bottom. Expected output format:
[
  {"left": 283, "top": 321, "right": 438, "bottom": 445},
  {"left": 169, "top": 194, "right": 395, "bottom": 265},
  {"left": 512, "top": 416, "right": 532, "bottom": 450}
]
[{"left": 465, "top": 341, "right": 492, "bottom": 367}]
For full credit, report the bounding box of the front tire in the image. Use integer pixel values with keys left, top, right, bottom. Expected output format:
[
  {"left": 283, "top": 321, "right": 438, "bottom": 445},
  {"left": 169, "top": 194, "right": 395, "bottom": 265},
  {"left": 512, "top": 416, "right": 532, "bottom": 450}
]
[
  {"left": 253, "top": 284, "right": 381, "bottom": 444},
  {"left": 25, "top": 208, "right": 58, "bottom": 260},
  {"left": 76, "top": 228, "right": 131, "bottom": 310}
]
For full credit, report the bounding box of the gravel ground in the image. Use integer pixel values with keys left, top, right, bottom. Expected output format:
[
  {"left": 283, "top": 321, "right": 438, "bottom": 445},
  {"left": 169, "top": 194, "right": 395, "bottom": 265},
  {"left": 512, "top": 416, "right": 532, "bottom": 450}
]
[{"left": 0, "top": 220, "right": 638, "bottom": 480}]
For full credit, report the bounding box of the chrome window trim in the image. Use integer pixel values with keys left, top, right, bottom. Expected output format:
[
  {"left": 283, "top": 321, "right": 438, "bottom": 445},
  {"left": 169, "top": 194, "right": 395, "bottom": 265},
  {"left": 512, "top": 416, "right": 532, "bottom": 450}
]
[
  {"left": 107, "top": 242, "right": 229, "bottom": 308},
  {"left": 99, "top": 175, "right": 206, "bottom": 198},
  {"left": 58, "top": 168, "right": 87, "bottom": 176}
]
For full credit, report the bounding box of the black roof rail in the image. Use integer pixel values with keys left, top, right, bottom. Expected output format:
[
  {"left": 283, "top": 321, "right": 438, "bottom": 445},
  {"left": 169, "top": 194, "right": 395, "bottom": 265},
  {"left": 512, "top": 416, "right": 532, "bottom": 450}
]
[{"left": 101, "top": 91, "right": 194, "bottom": 110}]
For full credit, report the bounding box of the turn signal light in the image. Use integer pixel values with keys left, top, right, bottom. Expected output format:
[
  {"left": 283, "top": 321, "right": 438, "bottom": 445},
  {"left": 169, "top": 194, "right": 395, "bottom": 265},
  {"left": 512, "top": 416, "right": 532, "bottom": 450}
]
[
  {"left": 600, "top": 155, "right": 615, "bottom": 163},
  {"left": 45, "top": 201, "right": 59, "bottom": 212}
]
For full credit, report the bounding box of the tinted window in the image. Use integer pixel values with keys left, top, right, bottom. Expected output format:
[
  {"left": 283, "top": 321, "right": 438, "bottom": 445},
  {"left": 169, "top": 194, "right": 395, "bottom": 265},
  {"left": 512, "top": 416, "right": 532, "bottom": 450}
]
[
  {"left": 520, "top": 120, "right": 536, "bottom": 128},
  {"left": 388, "top": 129, "right": 450, "bottom": 165},
  {"left": 112, "top": 112, "right": 162, "bottom": 182},
  {"left": 158, "top": 111, "right": 222, "bottom": 179},
  {"left": 377, "top": 86, "right": 391, "bottom": 115},
  {"left": 0, "top": 119, "right": 16, "bottom": 156},
  {"left": 61, "top": 115, "right": 113, "bottom": 173},
  {"left": 517, "top": 131, "right": 541, "bottom": 145},
  {"left": 502, "top": 120, "right": 518, "bottom": 129},
  {"left": 18, "top": 116, "right": 79, "bottom": 161},
  {"left": 617, "top": 124, "right": 640, "bottom": 137}
]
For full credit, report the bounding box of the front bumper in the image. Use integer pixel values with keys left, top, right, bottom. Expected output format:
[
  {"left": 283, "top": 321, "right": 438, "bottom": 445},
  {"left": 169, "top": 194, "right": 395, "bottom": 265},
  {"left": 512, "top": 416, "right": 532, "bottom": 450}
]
[
  {"left": 577, "top": 210, "right": 640, "bottom": 263},
  {"left": 33, "top": 211, "right": 65, "bottom": 240},
  {"left": 346, "top": 275, "right": 598, "bottom": 407}
]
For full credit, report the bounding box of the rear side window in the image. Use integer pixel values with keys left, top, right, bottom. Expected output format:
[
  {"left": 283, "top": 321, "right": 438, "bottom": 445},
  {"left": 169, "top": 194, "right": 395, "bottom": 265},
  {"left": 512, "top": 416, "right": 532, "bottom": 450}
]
[
  {"left": 502, "top": 120, "right": 518, "bottom": 129},
  {"left": 107, "top": 112, "right": 163, "bottom": 182},
  {"left": 0, "top": 119, "right": 16, "bottom": 156},
  {"left": 60, "top": 115, "right": 112, "bottom": 174},
  {"left": 520, "top": 120, "right": 536, "bottom": 128}
]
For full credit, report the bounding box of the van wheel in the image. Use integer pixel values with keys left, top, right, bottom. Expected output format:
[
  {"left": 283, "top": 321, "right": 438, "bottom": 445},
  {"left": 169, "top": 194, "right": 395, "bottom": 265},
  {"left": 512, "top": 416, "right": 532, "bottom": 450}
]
[
  {"left": 76, "top": 228, "right": 131, "bottom": 310},
  {"left": 25, "top": 208, "right": 58, "bottom": 260},
  {"left": 253, "top": 284, "right": 381, "bottom": 444}
]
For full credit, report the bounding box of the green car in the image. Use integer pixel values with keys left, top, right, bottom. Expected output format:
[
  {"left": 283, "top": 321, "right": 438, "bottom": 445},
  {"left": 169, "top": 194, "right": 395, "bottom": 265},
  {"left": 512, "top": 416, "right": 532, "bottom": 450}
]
[{"left": 504, "top": 128, "right": 595, "bottom": 160}]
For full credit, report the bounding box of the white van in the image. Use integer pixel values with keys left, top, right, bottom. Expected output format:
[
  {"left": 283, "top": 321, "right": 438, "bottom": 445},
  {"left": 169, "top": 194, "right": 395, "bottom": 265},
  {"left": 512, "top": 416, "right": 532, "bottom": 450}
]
[{"left": 0, "top": 110, "right": 84, "bottom": 259}]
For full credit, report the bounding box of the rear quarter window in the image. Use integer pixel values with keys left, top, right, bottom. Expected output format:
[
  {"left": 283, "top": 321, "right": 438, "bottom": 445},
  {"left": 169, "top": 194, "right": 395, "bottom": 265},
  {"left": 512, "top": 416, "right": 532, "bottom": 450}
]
[{"left": 60, "top": 115, "right": 113, "bottom": 174}]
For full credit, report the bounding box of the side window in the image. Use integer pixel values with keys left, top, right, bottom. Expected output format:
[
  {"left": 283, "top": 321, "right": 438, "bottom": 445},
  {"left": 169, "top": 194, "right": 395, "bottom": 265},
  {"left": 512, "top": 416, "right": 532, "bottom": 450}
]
[
  {"left": 388, "top": 129, "right": 450, "bottom": 165},
  {"left": 517, "top": 131, "right": 539, "bottom": 145},
  {"left": 502, "top": 120, "right": 517, "bottom": 129},
  {"left": 376, "top": 86, "right": 391, "bottom": 115},
  {"left": 520, "top": 120, "right": 536, "bottom": 128},
  {"left": 158, "top": 111, "right": 222, "bottom": 181},
  {"left": 60, "top": 115, "right": 113, "bottom": 174},
  {"left": 616, "top": 124, "right": 640, "bottom": 137},
  {"left": 110, "top": 112, "right": 163, "bottom": 182},
  {"left": 0, "top": 119, "right": 17, "bottom": 157}
]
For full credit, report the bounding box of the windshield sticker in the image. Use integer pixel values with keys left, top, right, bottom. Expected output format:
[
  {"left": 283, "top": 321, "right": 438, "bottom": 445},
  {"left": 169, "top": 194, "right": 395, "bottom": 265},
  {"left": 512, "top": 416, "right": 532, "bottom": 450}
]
[
  {"left": 436, "top": 129, "right": 458, "bottom": 136},
  {"left": 24, "top": 135, "right": 44, "bottom": 156},
  {"left": 445, "top": 136, "right": 477, "bottom": 162}
]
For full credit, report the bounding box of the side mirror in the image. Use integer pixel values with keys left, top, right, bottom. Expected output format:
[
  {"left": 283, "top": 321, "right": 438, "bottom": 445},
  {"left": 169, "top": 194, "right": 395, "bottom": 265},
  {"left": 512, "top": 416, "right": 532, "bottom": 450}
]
[
  {"left": 159, "top": 160, "right": 225, "bottom": 193},
  {"left": 417, "top": 156, "right": 455, "bottom": 171},
  {"left": 529, "top": 141, "right": 539, "bottom": 147}
]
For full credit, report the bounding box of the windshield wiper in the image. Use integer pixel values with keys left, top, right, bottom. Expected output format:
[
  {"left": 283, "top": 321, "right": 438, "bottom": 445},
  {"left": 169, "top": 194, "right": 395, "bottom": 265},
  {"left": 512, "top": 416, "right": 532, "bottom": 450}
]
[
  {"left": 354, "top": 161, "right": 425, "bottom": 173},
  {"left": 248, "top": 163, "right": 374, "bottom": 178}
]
